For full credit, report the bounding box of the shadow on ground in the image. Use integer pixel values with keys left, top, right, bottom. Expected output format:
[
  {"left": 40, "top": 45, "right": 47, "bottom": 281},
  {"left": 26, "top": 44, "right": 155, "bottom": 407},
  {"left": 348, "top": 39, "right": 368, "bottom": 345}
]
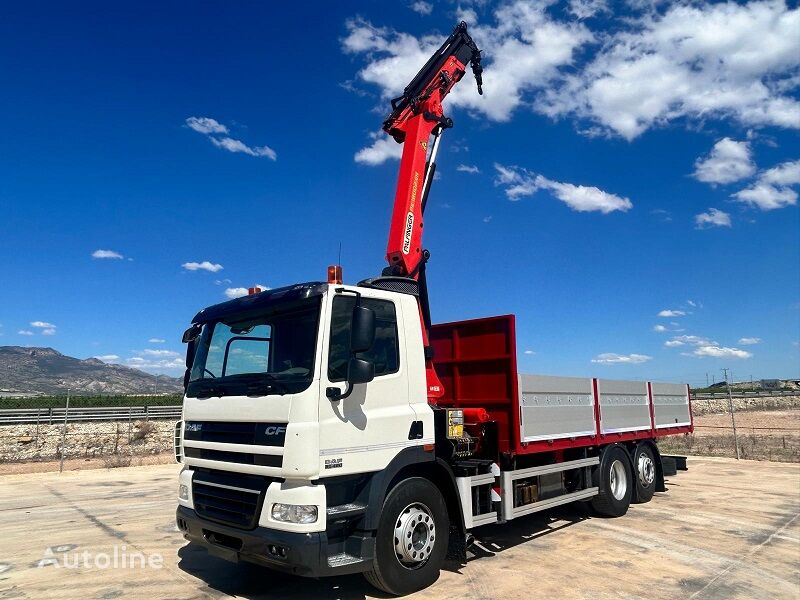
[{"left": 176, "top": 504, "right": 591, "bottom": 599}]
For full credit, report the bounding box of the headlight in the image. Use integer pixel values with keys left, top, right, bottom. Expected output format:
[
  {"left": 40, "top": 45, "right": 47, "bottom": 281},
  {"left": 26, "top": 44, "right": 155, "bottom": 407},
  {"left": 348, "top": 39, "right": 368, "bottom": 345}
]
[
  {"left": 447, "top": 409, "right": 464, "bottom": 438},
  {"left": 271, "top": 503, "right": 318, "bottom": 524},
  {"left": 178, "top": 484, "right": 189, "bottom": 501}
]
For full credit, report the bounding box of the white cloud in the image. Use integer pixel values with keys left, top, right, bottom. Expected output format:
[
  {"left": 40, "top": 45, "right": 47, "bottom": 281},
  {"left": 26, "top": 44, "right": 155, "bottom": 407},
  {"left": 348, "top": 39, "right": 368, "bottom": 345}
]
[
  {"left": 30, "top": 321, "right": 56, "bottom": 329},
  {"left": 41, "top": 328, "right": 56, "bottom": 336},
  {"left": 182, "top": 261, "right": 223, "bottom": 273},
  {"left": 186, "top": 116, "right": 277, "bottom": 160},
  {"left": 185, "top": 117, "right": 229, "bottom": 135},
  {"left": 542, "top": 1, "right": 800, "bottom": 139},
  {"left": 94, "top": 354, "right": 120, "bottom": 362},
  {"left": 409, "top": 1, "right": 432, "bottom": 15},
  {"left": 738, "top": 337, "right": 762, "bottom": 345},
  {"left": 482, "top": 216, "right": 493, "bottom": 223},
  {"left": 18, "top": 330, "right": 34, "bottom": 336},
  {"left": 524, "top": 349, "right": 536, "bottom": 355},
  {"left": 456, "top": 164, "right": 481, "bottom": 174},
  {"left": 732, "top": 183, "right": 798, "bottom": 210},
  {"left": 695, "top": 208, "right": 732, "bottom": 229},
  {"left": 759, "top": 159, "right": 800, "bottom": 186},
  {"left": 693, "top": 139, "right": 756, "bottom": 184},
  {"left": 92, "top": 249, "right": 124, "bottom": 260},
  {"left": 692, "top": 345, "right": 753, "bottom": 359},
  {"left": 732, "top": 158, "right": 800, "bottom": 210},
  {"left": 569, "top": 0, "right": 610, "bottom": 19},
  {"left": 342, "top": 7, "right": 593, "bottom": 123},
  {"left": 126, "top": 356, "right": 184, "bottom": 372},
  {"left": 148, "top": 338, "right": 166, "bottom": 344},
  {"left": 494, "top": 164, "right": 632, "bottom": 213},
  {"left": 591, "top": 352, "right": 652, "bottom": 364},
  {"left": 665, "top": 335, "right": 717, "bottom": 348},
  {"left": 354, "top": 132, "right": 403, "bottom": 165},
  {"left": 224, "top": 284, "right": 270, "bottom": 299},
  {"left": 653, "top": 324, "right": 667, "bottom": 332},
  {"left": 657, "top": 309, "right": 685, "bottom": 317},
  {"left": 141, "top": 349, "right": 180, "bottom": 357},
  {"left": 210, "top": 136, "right": 277, "bottom": 160}
]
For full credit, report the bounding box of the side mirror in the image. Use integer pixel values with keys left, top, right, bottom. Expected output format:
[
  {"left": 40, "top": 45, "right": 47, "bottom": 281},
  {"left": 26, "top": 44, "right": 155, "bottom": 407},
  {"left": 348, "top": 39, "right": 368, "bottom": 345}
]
[
  {"left": 182, "top": 324, "right": 202, "bottom": 343},
  {"left": 347, "top": 357, "right": 375, "bottom": 385},
  {"left": 350, "top": 305, "right": 375, "bottom": 353}
]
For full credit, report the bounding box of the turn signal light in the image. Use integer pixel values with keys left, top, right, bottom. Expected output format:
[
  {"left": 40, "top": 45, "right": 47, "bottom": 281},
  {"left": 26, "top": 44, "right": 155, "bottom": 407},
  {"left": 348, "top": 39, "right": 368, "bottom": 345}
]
[
  {"left": 248, "top": 287, "right": 262, "bottom": 295},
  {"left": 328, "top": 265, "right": 343, "bottom": 285}
]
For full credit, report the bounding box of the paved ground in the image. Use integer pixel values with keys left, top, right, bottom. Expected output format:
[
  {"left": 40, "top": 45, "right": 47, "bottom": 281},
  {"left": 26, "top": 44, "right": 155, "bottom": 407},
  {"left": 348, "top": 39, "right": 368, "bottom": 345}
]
[{"left": 0, "top": 457, "right": 797, "bottom": 600}]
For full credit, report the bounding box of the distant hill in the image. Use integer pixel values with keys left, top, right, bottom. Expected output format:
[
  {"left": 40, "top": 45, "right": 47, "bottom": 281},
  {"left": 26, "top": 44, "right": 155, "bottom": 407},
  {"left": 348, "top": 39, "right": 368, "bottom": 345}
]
[{"left": 0, "top": 346, "right": 183, "bottom": 396}]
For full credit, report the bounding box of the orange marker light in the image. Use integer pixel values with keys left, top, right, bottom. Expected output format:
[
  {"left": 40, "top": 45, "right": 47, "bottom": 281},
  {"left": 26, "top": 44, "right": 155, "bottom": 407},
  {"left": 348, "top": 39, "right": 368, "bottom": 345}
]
[
  {"left": 248, "top": 287, "right": 262, "bottom": 295},
  {"left": 327, "top": 265, "right": 343, "bottom": 285}
]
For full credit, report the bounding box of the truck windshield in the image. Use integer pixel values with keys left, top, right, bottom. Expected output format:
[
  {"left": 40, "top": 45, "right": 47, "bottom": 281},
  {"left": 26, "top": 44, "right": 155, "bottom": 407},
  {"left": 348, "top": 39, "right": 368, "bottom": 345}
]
[{"left": 187, "top": 303, "right": 319, "bottom": 397}]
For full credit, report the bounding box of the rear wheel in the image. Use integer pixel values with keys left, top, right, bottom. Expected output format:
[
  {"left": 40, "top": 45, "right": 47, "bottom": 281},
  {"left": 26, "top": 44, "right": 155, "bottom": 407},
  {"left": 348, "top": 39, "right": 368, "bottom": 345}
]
[
  {"left": 591, "top": 445, "right": 633, "bottom": 517},
  {"left": 632, "top": 443, "right": 656, "bottom": 503},
  {"left": 364, "top": 477, "right": 449, "bottom": 596}
]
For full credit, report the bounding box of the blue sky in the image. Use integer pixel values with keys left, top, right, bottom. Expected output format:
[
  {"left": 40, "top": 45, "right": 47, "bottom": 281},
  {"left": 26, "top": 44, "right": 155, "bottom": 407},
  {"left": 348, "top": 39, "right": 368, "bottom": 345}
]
[{"left": 0, "top": 1, "right": 798, "bottom": 386}]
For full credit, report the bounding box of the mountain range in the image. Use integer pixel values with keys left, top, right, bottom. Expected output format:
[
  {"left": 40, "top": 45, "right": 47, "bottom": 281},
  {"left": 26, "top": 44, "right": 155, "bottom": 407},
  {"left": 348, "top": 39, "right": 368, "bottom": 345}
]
[{"left": 0, "top": 346, "right": 183, "bottom": 396}]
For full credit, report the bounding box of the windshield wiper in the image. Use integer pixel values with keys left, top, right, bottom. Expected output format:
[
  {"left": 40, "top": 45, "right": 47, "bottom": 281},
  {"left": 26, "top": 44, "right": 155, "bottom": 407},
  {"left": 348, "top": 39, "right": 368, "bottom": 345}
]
[
  {"left": 193, "top": 381, "right": 223, "bottom": 399},
  {"left": 246, "top": 374, "right": 290, "bottom": 396}
]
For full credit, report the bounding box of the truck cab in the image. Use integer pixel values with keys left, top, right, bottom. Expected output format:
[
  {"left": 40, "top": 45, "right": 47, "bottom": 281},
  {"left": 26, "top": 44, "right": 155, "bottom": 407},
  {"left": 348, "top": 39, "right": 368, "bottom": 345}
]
[{"left": 176, "top": 281, "right": 440, "bottom": 583}]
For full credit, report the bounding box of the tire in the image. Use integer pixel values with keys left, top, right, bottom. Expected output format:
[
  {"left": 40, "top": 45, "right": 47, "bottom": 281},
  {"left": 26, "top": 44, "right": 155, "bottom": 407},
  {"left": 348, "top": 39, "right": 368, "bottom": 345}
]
[
  {"left": 591, "top": 445, "right": 633, "bottom": 517},
  {"left": 632, "top": 443, "right": 656, "bottom": 503},
  {"left": 364, "top": 477, "right": 449, "bottom": 596}
]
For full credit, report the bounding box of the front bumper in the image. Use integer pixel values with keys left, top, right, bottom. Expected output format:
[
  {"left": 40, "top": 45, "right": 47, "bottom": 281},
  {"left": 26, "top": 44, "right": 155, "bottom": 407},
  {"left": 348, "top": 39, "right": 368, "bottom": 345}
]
[{"left": 176, "top": 506, "right": 372, "bottom": 577}]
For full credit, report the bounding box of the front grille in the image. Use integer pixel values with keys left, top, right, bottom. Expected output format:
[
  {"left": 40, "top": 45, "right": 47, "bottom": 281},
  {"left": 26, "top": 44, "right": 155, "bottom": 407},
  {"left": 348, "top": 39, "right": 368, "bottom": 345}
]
[
  {"left": 183, "top": 421, "right": 286, "bottom": 446},
  {"left": 192, "top": 469, "right": 273, "bottom": 529},
  {"left": 184, "top": 447, "right": 282, "bottom": 467}
]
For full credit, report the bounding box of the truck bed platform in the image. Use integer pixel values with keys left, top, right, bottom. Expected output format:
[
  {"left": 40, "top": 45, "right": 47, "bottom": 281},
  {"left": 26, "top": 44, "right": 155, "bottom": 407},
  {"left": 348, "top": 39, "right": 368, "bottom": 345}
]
[{"left": 430, "top": 314, "right": 693, "bottom": 457}]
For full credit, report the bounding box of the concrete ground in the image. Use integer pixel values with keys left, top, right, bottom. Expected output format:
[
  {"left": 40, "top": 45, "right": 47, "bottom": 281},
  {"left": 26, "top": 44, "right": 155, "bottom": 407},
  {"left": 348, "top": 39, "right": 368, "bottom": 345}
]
[{"left": 0, "top": 457, "right": 797, "bottom": 600}]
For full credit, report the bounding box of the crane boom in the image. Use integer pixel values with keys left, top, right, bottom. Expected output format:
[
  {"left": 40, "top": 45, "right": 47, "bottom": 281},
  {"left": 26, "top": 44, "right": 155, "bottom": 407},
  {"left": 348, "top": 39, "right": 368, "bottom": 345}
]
[{"left": 380, "top": 21, "right": 482, "bottom": 400}]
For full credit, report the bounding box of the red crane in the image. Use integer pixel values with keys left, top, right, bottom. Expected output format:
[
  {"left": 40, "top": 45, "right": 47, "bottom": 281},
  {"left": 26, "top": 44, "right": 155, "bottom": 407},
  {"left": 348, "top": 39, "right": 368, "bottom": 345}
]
[{"left": 379, "top": 21, "right": 483, "bottom": 400}]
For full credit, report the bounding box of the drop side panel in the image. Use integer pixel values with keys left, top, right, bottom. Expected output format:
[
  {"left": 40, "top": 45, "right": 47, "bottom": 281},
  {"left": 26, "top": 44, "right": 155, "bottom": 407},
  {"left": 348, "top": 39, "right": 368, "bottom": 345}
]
[
  {"left": 518, "top": 375, "right": 596, "bottom": 442},
  {"left": 651, "top": 382, "right": 692, "bottom": 428},
  {"left": 596, "top": 378, "right": 651, "bottom": 434}
]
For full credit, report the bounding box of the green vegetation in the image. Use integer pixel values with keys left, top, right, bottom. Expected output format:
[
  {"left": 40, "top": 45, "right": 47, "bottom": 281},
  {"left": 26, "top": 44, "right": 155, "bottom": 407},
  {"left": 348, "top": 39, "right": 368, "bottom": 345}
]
[{"left": 0, "top": 394, "right": 183, "bottom": 409}]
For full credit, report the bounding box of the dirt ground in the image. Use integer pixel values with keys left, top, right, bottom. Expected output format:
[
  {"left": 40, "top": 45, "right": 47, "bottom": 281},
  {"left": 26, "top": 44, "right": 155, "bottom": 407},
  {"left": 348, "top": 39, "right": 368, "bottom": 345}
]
[{"left": 0, "top": 456, "right": 797, "bottom": 599}]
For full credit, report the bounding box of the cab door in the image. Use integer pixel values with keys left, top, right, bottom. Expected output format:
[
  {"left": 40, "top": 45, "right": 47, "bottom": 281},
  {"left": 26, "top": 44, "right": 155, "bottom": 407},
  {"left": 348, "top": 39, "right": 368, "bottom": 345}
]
[{"left": 318, "top": 290, "right": 416, "bottom": 476}]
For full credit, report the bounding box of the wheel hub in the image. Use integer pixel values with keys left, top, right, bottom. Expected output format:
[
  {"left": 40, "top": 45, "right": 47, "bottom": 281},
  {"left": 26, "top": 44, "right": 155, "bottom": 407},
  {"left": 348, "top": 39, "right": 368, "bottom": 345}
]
[
  {"left": 394, "top": 503, "right": 435, "bottom": 567},
  {"left": 609, "top": 459, "right": 628, "bottom": 501},
  {"left": 637, "top": 453, "right": 655, "bottom": 486}
]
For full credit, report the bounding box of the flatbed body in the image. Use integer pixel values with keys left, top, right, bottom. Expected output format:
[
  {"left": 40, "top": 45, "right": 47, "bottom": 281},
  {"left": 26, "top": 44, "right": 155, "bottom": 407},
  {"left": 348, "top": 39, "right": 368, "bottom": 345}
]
[{"left": 431, "top": 314, "right": 693, "bottom": 458}]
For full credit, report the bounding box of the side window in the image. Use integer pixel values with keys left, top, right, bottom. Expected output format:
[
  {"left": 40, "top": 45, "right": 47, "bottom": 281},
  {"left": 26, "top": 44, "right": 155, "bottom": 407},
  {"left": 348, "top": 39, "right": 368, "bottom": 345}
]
[{"left": 328, "top": 296, "right": 400, "bottom": 382}]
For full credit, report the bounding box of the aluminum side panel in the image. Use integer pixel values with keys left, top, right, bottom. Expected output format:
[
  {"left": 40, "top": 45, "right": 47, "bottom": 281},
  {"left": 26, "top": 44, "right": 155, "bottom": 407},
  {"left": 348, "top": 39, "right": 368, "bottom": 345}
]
[
  {"left": 651, "top": 382, "right": 691, "bottom": 428},
  {"left": 518, "top": 374, "right": 596, "bottom": 442},
  {"left": 597, "top": 379, "right": 651, "bottom": 434}
]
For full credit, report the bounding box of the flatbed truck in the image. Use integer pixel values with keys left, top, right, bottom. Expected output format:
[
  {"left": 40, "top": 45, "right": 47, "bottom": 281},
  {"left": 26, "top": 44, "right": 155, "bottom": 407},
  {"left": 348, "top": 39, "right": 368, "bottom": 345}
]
[{"left": 174, "top": 22, "right": 692, "bottom": 596}]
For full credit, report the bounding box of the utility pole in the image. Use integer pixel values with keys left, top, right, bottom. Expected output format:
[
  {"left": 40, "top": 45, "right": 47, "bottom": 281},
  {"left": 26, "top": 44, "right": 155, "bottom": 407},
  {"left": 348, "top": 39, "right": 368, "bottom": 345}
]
[
  {"left": 59, "top": 389, "right": 70, "bottom": 473},
  {"left": 705, "top": 372, "right": 709, "bottom": 387},
  {"left": 722, "top": 368, "right": 740, "bottom": 460}
]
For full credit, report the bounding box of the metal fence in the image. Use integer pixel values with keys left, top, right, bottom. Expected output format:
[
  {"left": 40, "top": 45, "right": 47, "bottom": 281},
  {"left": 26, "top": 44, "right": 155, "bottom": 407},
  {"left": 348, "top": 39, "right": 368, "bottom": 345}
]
[
  {"left": 659, "top": 395, "right": 800, "bottom": 463},
  {"left": 0, "top": 396, "right": 181, "bottom": 468},
  {"left": 0, "top": 405, "right": 181, "bottom": 425}
]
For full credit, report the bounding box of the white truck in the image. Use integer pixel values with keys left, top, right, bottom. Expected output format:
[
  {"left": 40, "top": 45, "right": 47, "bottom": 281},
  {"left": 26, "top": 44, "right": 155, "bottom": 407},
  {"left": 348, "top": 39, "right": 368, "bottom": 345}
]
[{"left": 174, "top": 23, "right": 692, "bottom": 596}]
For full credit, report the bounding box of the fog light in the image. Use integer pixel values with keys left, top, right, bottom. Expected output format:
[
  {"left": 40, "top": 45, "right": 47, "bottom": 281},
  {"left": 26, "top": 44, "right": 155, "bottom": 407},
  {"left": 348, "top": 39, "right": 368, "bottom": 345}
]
[
  {"left": 179, "top": 484, "right": 189, "bottom": 500},
  {"left": 271, "top": 503, "right": 318, "bottom": 524}
]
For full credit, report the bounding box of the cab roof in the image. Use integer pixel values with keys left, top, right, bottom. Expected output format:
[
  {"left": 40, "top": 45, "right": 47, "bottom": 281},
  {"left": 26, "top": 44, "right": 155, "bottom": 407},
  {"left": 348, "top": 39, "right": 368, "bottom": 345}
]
[{"left": 191, "top": 282, "right": 327, "bottom": 324}]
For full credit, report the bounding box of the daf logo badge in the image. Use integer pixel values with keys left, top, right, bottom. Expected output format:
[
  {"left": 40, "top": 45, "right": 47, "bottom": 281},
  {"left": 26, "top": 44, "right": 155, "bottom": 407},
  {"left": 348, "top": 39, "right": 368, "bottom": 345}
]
[{"left": 185, "top": 423, "right": 202, "bottom": 432}]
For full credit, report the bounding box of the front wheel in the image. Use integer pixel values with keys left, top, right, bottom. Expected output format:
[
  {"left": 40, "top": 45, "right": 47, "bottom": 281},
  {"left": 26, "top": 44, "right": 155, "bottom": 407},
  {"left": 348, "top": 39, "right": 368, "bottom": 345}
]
[
  {"left": 364, "top": 477, "right": 449, "bottom": 596},
  {"left": 591, "top": 445, "right": 633, "bottom": 517}
]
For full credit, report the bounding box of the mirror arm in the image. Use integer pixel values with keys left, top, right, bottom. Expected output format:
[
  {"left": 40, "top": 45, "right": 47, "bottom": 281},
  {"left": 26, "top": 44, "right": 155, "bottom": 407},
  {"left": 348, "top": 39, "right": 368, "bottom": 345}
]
[{"left": 326, "top": 384, "right": 353, "bottom": 401}]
